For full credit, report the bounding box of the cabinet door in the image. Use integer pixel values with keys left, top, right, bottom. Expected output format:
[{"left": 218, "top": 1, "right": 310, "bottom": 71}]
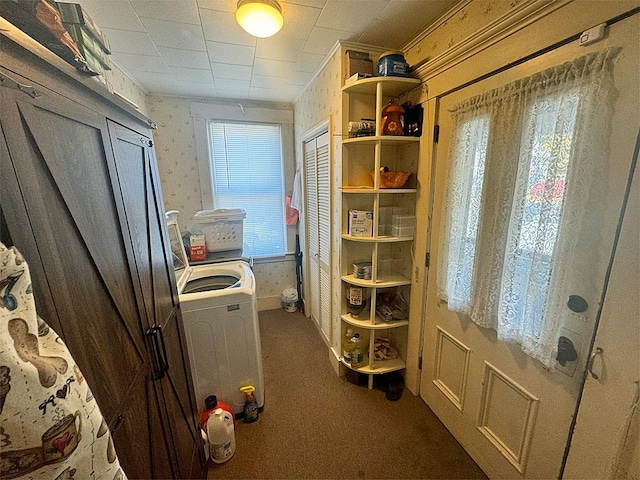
[
  {"left": 0, "top": 81, "right": 157, "bottom": 476},
  {"left": 107, "top": 121, "right": 205, "bottom": 479}
]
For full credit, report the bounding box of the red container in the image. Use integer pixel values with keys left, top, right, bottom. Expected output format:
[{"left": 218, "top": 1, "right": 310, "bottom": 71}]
[{"left": 200, "top": 395, "right": 235, "bottom": 428}]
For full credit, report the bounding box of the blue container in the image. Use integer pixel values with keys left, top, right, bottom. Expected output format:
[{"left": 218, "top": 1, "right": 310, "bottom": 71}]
[{"left": 377, "top": 51, "right": 408, "bottom": 77}]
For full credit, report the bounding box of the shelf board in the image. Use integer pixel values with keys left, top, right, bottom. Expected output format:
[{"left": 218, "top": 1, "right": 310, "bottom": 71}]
[
  {"left": 341, "top": 314, "right": 409, "bottom": 330},
  {"left": 340, "top": 355, "right": 406, "bottom": 375},
  {"left": 341, "top": 186, "right": 417, "bottom": 194},
  {"left": 342, "top": 136, "right": 420, "bottom": 146},
  {"left": 342, "top": 273, "right": 411, "bottom": 288},
  {"left": 342, "top": 76, "right": 421, "bottom": 96},
  {"left": 342, "top": 234, "right": 414, "bottom": 243}
]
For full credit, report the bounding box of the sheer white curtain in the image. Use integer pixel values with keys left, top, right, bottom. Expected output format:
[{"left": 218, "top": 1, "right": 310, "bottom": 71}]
[{"left": 437, "top": 48, "right": 619, "bottom": 368}]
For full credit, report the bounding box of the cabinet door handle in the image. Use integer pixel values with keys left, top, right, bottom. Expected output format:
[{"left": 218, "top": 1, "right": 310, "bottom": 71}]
[
  {"left": 146, "top": 326, "right": 166, "bottom": 380},
  {"left": 157, "top": 325, "right": 170, "bottom": 376},
  {"left": 587, "top": 346, "right": 604, "bottom": 379},
  {"left": 111, "top": 414, "right": 124, "bottom": 435}
]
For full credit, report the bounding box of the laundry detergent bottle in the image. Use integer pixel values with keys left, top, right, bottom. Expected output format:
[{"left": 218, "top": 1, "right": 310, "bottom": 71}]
[
  {"left": 204, "top": 408, "right": 236, "bottom": 464},
  {"left": 240, "top": 385, "right": 259, "bottom": 423}
]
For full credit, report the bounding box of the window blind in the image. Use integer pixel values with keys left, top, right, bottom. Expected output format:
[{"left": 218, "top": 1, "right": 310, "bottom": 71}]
[{"left": 209, "top": 121, "right": 286, "bottom": 256}]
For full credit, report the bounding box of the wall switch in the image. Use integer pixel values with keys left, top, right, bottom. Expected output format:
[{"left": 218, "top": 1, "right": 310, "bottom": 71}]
[{"left": 579, "top": 23, "right": 606, "bottom": 46}]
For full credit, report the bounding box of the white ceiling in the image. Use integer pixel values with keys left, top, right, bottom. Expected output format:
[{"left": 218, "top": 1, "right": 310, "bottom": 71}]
[{"left": 71, "top": 0, "right": 457, "bottom": 102}]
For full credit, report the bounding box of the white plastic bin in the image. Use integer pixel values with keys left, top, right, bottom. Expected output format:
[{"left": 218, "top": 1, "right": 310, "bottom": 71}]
[{"left": 193, "top": 209, "right": 246, "bottom": 252}]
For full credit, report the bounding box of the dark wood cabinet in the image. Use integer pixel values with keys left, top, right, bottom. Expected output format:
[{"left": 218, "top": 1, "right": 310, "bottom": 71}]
[{"left": 0, "top": 21, "right": 205, "bottom": 479}]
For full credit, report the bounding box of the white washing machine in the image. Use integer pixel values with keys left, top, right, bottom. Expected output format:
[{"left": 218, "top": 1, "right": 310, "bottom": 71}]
[{"left": 166, "top": 211, "right": 264, "bottom": 415}]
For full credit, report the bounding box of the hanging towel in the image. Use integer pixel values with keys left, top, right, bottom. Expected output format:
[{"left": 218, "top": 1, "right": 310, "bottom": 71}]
[
  {"left": 291, "top": 170, "right": 302, "bottom": 212},
  {"left": 0, "top": 243, "right": 127, "bottom": 479},
  {"left": 286, "top": 195, "right": 299, "bottom": 225}
]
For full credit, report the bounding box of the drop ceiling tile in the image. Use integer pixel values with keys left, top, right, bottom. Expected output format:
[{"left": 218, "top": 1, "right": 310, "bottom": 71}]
[
  {"left": 206, "top": 41, "right": 255, "bottom": 65},
  {"left": 302, "top": 26, "right": 354, "bottom": 55},
  {"left": 282, "top": 70, "right": 313, "bottom": 86},
  {"left": 142, "top": 18, "right": 206, "bottom": 51},
  {"left": 211, "top": 63, "right": 253, "bottom": 80},
  {"left": 293, "top": 52, "right": 325, "bottom": 72},
  {"left": 278, "top": 2, "right": 322, "bottom": 41},
  {"left": 111, "top": 53, "right": 171, "bottom": 73},
  {"left": 316, "top": 0, "right": 388, "bottom": 32},
  {"left": 255, "top": 37, "right": 304, "bottom": 62},
  {"left": 250, "top": 75, "right": 283, "bottom": 89},
  {"left": 200, "top": 9, "right": 256, "bottom": 46},
  {"left": 170, "top": 67, "right": 214, "bottom": 83},
  {"left": 75, "top": 0, "right": 145, "bottom": 31},
  {"left": 131, "top": 72, "right": 177, "bottom": 91},
  {"left": 102, "top": 28, "right": 158, "bottom": 55},
  {"left": 171, "top": 83, "right": 219, "bottom": 98},
  {"left": 157, "top": 47, "right": 211, "bottom": 69},
  {"left": 196, "top": 0, "right": 236, "bottom": 13},
  {"left": 253, "top": 58, "right": 296, "bottom": 78},
  {"left": 215, "top": 78, "right": 250, "bottom": 90},
  {"left": 283, "top": 0, "right": 326, "bottom": 8},
  {"left": 131, "top": 1, "right": 201, "bottom": 24}
]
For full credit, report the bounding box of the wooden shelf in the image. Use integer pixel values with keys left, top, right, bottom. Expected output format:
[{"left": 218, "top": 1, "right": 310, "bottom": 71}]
[
  {"left": 342, "top": 76, "right": 421, "bottom": 96},
  {"left": 343, "top": 135, "right": 420, "bottom": 146},
  {"left": 341, "top": 313, "right": 409, "bottom": 330},
  {"left": 341, "top": 273, "right": 411, "bottom": 288},
  {"left": 342, "top": 234, "right": 413, "bottom": 243}
]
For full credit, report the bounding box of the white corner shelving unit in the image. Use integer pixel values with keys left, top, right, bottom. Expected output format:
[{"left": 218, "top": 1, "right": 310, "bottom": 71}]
[{"left": 340, "top": 76, "right": 421, "bottom": 387}]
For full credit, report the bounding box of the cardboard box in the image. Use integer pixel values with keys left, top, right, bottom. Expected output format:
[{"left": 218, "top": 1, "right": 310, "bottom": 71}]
[
  {"left": 344, "top": 50, "right": 373, "bottom": 80},
  {"left": 348, "top": 210, "right": 373, "bottom": 237},
  {"left": 189, "top": 234, "right": 207, "bottom": 262}
]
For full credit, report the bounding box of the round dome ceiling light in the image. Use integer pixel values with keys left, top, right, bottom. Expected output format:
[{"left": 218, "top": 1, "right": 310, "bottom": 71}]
[{"left": 236, "top": 0, "right": 284, "bottom": 38}]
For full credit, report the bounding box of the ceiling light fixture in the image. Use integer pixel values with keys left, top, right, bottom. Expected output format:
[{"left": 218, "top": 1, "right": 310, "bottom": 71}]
[{"left": 236, "top": 0, "right": 284, "bottom": 38}]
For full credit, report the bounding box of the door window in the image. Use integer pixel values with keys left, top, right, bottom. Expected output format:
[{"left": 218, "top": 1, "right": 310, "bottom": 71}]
[{"left": 437, "top": 49, "right": 618, "bottom": 367}]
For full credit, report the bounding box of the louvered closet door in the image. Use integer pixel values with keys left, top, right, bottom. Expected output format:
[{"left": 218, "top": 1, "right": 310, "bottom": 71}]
[
  {"left": 316, "top": 132, "right": 331, "bottom": 340},
  {"left": 303, "top": 131, "right": 331, "bottom": 342}
]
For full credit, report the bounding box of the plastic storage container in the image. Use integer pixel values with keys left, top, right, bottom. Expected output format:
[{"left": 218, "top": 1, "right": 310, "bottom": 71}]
[
  {"left": 193, "top": 209, "right": 246, "bottom": 252},
  {"left": 377, "top": 51, "right": 408, "bottom": 77}
]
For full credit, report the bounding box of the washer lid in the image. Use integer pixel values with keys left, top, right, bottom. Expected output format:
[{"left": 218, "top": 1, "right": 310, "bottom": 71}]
[
  {"left": 165, "top": 210, "right": 189, "bottom": 285},
  {"left": 182, "top": 274, "right": 241, "bottom": 294}
]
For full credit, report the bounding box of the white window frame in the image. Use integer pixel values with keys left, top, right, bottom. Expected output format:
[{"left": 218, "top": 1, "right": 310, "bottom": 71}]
[{"left": 192, "top": 102, "right": 295, "bottom": 258}]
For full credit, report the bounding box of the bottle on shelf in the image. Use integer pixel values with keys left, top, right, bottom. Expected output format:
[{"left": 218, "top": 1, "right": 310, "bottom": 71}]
[
  {"left": 200, "top": 395, "right": 235, "bottom": 429},
  {"left": 347, "top": 285, "right": 367, "bottom": 317},
  {"left": 350, "top": 333, "right": 365, "bottom": 368},
  {"left": 342, "top": 328, "right": 354, "bottom": 364}
]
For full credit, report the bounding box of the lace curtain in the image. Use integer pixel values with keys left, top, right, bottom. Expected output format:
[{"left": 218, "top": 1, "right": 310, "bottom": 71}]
[{"left": 437, "top": 48, "right": 619, "bottom": 368}]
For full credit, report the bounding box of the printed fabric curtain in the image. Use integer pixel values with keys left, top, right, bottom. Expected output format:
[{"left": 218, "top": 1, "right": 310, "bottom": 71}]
[{"left": 437, "top": 48, "right": 619, "bottom": 369}]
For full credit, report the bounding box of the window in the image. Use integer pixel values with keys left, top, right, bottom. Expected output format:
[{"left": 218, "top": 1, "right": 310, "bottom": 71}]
[
  {"left": 191, "top": 103, "right": 294, "bottom": 258},
  {"left": 208, "top": 121, "right": 285, "bottom": 256},
  {"left": 437, "top": 49, "right": 617, "bottom": 367}
]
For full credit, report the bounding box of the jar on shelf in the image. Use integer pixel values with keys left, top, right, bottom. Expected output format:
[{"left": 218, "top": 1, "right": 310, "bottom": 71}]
[
  {"left": 381, "top": 100, "right": 405, "bottom": 136},
  {"left": 347, "top": 285, "right": 367, "bottom": 317}
]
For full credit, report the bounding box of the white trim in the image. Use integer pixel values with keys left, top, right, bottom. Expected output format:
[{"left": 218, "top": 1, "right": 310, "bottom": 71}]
[
  {"left": 190, "top": 102, "right": 293, "bottom": 124},
  {"left": 413, "top": 0, "right": 571, "bottom": 84}
]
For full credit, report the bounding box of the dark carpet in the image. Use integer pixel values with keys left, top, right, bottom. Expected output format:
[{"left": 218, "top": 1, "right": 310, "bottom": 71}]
[{"left": 207, "top": 309, "right": 487, "bottom": 479}]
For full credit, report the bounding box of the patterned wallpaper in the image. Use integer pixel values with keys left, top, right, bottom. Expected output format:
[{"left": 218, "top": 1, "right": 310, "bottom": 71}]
[
  {"left": 146, "top": 95, "right": 299, "bottom": 308},
  {"left": 104, "top": 65, "right": 148, "bottom": 116},
  {"left": 405, "top": 0, "right": 525, "bottom": 67}
]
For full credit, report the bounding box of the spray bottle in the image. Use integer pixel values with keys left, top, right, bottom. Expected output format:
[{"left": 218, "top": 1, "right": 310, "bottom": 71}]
[{"left": 240, "top": 385, "right": 259, "bottom": 423}]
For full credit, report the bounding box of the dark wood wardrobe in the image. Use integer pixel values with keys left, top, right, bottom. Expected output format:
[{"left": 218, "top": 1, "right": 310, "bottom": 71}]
[{"left": 0, "top": 21, "right": 206, "bottom": 479}]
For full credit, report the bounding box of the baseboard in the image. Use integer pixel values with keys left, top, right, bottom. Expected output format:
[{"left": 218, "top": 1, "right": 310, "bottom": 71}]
[{"left": 257, "top": 295, "right": 282, "bottom": 312}]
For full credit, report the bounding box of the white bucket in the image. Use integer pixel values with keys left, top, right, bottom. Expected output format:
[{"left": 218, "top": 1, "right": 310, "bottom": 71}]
[
  {"left": 204, "top": 408, "right": 236, "bottom": 464},
  {"left": 281, "top": 287, "right": 298, "bottom": 312}
]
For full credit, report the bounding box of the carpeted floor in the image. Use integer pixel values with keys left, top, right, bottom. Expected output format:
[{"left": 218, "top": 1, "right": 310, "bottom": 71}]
[{"left": 207, "top": 309, "right": 487, "bottom": 479}]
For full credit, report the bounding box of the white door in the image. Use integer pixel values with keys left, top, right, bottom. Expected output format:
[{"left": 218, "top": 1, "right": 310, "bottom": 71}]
[
  {"left": 304, "top": 131, "right": 331, "bottom": 342},
  {"left": 563, "top": 147, "right": 639, "bottom": 479},
  {"left": 420, "top": 16, "right": 638, "bottom": 479}
]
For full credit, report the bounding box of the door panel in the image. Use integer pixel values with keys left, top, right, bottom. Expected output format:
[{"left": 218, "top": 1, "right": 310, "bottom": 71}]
[
  {"left": 420, "top": 17, "right": 638, "bottom": 478},
  {"left": 0, "top": 89, "right": 147, "bottom": 423},
  {"left": 108, "top": 121, "right": 204, "bottom": 478}
]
